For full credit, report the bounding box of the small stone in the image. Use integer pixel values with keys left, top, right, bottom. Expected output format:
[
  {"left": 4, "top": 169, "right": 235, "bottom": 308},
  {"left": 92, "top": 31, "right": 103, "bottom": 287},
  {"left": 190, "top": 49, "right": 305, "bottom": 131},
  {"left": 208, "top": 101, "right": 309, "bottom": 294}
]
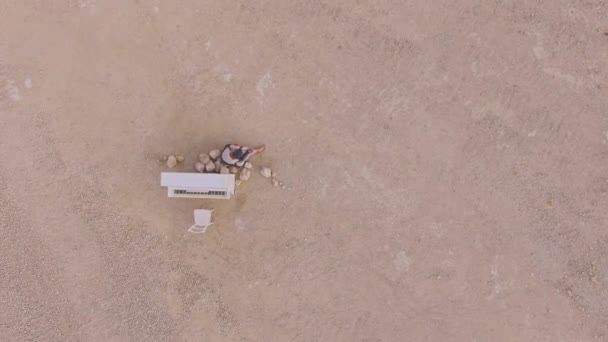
[
  {"left": 239, "top": 169, "right": 251, "bottom": 181},
  {"left": 260, "top": 167, "right": 272, "bottom": 178},
  {"left": 244, "top": 162, "right": 253, "bottom": 169},
  {"left": 229, "top": 166, "right": 239, "bottom": 174},
  {"left": 220, "top": 166, "right": 230, "bottom": 174},
  {"left": 209, "top": 149, "right": 221, "bottom": 160},
  {"left": 195, "top": 162, "right": 205, "bottom": 173},
  {"left": 205, "top": 162, "right": 216, "bottom": 172},
  {"left": 214, "top": 160, "right": 223, "bottom": 170},
  {"left": 272, "top": 178, "right": 280, "bottom": 187},
  {"left": 199, "top": 154, "right": 210, "bottom": 164},
  {"left": 166, "top": 155, "right": 177, "bottom": 168},
  {"left": 176, "top": 155, "right": 185, "bottom": 163},
  {"left": 235, "top": 180, "right": 242, "bottom": 186}
]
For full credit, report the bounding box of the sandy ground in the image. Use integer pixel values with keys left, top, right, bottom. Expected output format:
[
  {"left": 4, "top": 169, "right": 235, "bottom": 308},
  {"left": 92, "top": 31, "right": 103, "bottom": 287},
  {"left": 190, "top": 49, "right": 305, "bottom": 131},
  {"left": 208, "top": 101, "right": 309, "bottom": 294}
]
[{"left": 1, "top": 1, "right": 607, "bottom": 341}]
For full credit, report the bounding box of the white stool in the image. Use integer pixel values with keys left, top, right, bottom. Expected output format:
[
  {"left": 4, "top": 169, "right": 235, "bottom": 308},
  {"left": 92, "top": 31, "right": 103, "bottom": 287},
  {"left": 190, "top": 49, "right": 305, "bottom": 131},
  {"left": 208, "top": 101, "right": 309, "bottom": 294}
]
[{"left": 188, "top": 209, "right": 214, "bottom": 234}]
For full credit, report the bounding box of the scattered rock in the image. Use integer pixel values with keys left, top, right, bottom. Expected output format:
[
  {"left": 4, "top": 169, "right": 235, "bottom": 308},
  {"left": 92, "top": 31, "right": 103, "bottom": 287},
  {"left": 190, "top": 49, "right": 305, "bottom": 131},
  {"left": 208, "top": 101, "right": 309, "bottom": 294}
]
[
  {"left": 209, "top": 149, "right": 221, "bottom": 160},
  {"left": 166, "top": 155, "right": 178, "bottom": 168},
  {"left": 271, "top": 175, "right": 285, "bottom": 189},
  {"left": 195, "top": 162, "right": 205, "bottom": 173},
  {"left": 260, "top": 167, "right": 272, "bottom": 178},
  {"left": 235, "top": 180, "right": 242, "bottom": 186},
  {"left": 199, "top": 154, "right": 210, "bottom": 164},
  {"left": 239, "top": 169, "right": 251, "bottom": 181},
  {"left": 229, "top": 166, "right": 239, "bottom": 174},
  {"left": 214, "top": 160, "right": 223, "bottom": 170},
  {"left": 220, "top": 166, "right": 230, "bottom": 174},
  {"left": 244, "top": 161, "right": 253, "bottom": 169},
  {"left": 205, "top": 162, "right": 216, "bottom": 172},
  {"left": 176, "top": 155, "right": 185, "bottom": 163}
]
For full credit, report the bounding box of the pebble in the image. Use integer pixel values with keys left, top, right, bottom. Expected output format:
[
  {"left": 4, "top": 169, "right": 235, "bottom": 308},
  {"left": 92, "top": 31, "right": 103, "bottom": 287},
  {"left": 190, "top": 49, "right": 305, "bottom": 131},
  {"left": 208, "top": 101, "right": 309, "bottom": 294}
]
[
  {"left": 209, "top": 149, "right": 221, "bottom": 160},
  {"left": 244, "top": 161, "right": 253, "bottom": 169},
  {"left": 239, "top": 169, "right": 251, "bottom": 181},
  {"left": 176, "top": 155, "right": 185, "bottom": 163},
  {"left": 220, "top": 166, "right": 230, "bottom": 174},
  {"left": 199, "top": 154, "right": 210, "bottom": 164},
  {"left": 195, "top": 162, "right": 205, "bottom": 173},
  {"left": 272, "top": 178, "right": 280, "bottom": 187},
  {"left": 235, "top": 180, "right": 242, "bottom": 186},
  {"left": 260, "top": 167, "right": 272, "bottom": 178},
  {"left": 229, "top": 166, "right": 239, "bottom": 174},
  {"left": 205, "top": 162, "right": 216, "bottom": 172},
  {"left": 214, "top": 160, "right": 223, "bottom": 170},
  {"left": 166, "top": 155, "right": 177, "bottom": 168}
]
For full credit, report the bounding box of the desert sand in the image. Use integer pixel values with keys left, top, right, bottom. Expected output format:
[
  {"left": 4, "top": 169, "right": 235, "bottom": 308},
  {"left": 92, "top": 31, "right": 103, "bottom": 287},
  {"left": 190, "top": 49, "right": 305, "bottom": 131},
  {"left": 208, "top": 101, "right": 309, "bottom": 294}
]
[{"left": 1, "top": 1, "right": 607, "bottom": 341}]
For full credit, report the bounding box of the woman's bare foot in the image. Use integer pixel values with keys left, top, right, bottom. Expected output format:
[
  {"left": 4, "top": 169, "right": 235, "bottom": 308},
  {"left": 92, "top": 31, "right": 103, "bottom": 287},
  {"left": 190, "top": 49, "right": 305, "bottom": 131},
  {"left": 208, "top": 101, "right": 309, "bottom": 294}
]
[{"left": 251, "top": 145, "right": 266, "bottom": 155}]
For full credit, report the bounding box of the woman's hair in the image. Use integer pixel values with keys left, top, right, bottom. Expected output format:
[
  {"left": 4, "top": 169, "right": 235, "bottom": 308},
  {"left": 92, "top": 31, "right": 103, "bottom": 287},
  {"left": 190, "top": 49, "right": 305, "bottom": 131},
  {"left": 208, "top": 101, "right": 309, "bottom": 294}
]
[{"left": 231, "top": 147, "right": 251, "bottom": 160}]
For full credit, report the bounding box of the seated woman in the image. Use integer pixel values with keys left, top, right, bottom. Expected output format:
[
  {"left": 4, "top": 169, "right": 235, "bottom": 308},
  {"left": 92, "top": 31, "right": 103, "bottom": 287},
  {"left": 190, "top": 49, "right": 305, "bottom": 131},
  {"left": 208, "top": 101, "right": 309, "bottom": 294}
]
[{"left": 221, "top": 144, "right": 265, "bottom": 167}]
